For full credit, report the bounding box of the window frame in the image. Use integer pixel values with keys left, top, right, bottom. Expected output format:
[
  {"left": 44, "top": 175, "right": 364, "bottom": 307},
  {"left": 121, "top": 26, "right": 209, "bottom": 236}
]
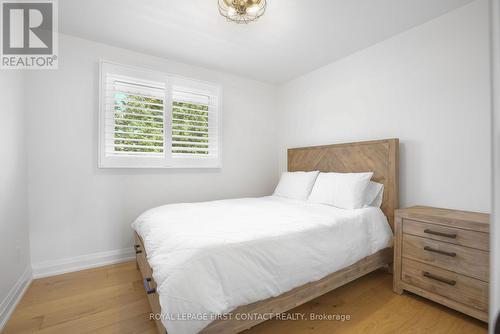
[{"left": 98, "top": 60, "right": 222, "bottom": 169}]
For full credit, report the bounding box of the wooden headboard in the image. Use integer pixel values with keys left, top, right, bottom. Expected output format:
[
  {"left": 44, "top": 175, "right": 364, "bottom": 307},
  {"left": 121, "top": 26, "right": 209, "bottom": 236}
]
[{"left": 288, "top": 138, "right": 399, "bottom": 230}]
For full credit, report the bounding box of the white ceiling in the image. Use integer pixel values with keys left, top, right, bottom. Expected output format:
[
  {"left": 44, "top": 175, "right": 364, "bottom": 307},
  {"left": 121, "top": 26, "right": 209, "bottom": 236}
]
[{"left": 59, "top": 0, "right": 474, "bottom": 84}]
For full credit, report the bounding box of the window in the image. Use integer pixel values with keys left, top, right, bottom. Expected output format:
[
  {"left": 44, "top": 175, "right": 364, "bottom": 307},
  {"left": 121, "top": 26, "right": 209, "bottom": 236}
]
[{"left": 99, "top": 61, "right": 221, "bottom": 168}]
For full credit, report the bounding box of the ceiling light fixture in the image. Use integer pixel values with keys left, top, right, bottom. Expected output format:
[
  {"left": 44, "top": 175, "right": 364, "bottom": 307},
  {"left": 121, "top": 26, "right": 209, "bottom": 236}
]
[{"left": 218, "top": 0, "right": 266, "bottom": 24}]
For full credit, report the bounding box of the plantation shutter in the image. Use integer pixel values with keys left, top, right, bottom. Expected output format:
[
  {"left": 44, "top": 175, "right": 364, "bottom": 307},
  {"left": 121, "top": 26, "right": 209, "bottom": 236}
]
[
  {"left": 104, "top": 74, "right": 166, "bottom": 158},
  {"left": 99, "top": 61, "right": 221, "bottom": 168},
  {"left": 171, "top": 87, "right": 219, "bottom": 160}
]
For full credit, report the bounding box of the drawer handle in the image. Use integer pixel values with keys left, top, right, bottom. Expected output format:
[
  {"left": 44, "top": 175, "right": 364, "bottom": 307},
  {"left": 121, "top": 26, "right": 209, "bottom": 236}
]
[
  {"left": 143, "top": 278, "right": 156, "bottom": 294},
  {"left": 423, "top": 246, "right": 457, "bottom": 257},
  {"left": 134, "top": 244, "right": 142, "bottom": 254},
  {"left": 423, "top": 229, "right": 457, "bottom": 239},
  {"left": 423, "top": 271, "right": 456, "bottom": 286}
]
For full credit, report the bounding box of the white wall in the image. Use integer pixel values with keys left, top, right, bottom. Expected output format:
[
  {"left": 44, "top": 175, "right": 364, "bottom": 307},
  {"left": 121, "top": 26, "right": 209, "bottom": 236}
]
[
  {"left": 490, "top": 0, "right": 500, "bottom": 330},
  {"left": 277, "top": 0, "right": 491, "bottom": 213},
  {"left": 0, "top": 72, "right": 31, "bottom": 326},
  {"left": 26, "top": 34, "right": 279, "bottom": 267}
]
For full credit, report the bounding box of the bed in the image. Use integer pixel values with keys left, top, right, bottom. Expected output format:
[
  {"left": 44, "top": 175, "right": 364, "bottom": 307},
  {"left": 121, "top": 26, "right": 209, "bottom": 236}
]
[{"left": 133, "top": 138, "right": 399, "bottom": 334}]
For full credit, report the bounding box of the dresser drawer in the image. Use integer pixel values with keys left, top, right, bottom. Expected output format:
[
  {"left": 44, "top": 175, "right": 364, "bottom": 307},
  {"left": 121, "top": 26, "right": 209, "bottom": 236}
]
[
  {"left": 402, "top": 258, "right": 488, "bottom": 311},
  {"left": 403, "top": 219, "right": 489, "bottom": 251},
  {"left": 402, "top": 234, "right": 488, "bottom": 281}
]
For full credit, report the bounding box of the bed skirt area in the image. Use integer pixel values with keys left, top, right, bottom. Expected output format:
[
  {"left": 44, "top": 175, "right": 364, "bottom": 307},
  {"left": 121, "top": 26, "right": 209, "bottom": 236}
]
[{"left": 134, "top": 232, "right": 393, "bottom": 334}]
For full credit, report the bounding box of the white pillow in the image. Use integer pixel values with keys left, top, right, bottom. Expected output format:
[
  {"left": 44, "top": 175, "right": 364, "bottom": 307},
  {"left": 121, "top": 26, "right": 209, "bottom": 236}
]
[
  {"left": 308, "top": 172, "right": 373, "bottom": 209},
  {"left": 363, "top": 181, "right": 384, "bottom": 208},
  {"left": 273, "top": 171, "right": 320, "bottom": 200}
]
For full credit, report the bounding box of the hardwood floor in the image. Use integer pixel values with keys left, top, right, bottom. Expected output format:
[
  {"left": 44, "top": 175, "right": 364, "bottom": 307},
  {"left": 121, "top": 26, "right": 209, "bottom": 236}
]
[{"left": 3, "top": 262, "right": 487, "bottom": 334}]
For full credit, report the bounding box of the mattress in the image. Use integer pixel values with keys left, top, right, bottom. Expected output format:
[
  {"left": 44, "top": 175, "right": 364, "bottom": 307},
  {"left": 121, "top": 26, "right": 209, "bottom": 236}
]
[{"left": 132, "top": 196, "right": 393, "bottom": 334}]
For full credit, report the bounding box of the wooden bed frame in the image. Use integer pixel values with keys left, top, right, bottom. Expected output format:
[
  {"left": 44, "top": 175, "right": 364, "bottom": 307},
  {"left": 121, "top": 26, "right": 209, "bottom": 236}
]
[{"left": 134, "top": 138, "right": 399, "bottom": 334}]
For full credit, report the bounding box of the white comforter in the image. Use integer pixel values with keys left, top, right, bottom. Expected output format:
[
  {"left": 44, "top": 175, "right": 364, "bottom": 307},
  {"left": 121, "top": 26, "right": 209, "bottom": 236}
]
[{"left": 132, "top": 196, "right": 392, "bottom": 334}]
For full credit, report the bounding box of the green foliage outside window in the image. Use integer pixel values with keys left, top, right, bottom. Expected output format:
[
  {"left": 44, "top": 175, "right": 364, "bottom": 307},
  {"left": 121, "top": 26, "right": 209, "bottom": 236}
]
[
  {"left": 113, "top": 93, "right": 210, "bottom": 155},
  {"left": 114, "top": 92, "right": 164, "bottom": 153},
  {"left": 172, "top": 100, "right": 209, "bottom": 155}
]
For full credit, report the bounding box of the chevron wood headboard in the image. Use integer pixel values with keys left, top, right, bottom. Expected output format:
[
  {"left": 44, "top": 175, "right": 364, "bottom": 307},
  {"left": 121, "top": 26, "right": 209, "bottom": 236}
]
[{"left": 288, "top": 138, "right": 399, "bottom": 230}]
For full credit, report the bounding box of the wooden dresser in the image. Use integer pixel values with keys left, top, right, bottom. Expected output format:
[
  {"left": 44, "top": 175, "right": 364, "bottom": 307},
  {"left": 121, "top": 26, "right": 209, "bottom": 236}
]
[{"left": 393, "top": 206, "right": 490, "bottom": 322}]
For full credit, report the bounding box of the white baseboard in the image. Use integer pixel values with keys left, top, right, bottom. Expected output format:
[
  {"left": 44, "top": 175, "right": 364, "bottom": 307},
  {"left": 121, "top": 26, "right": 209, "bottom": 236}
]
[
  {"left": 32, "top": 248, "right": 135, "bottom": 279},
  {"left": 0, "top": 266, "right": 32, "bottom": 331},
  {"left": 0, "top": 249, "right": 134, "bottom": 330}
]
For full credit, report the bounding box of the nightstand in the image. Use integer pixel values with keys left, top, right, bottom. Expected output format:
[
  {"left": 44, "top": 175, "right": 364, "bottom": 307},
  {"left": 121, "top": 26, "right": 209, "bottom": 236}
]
[{"left": 393, "top": 206, "right": 489, "bottom": 322}]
